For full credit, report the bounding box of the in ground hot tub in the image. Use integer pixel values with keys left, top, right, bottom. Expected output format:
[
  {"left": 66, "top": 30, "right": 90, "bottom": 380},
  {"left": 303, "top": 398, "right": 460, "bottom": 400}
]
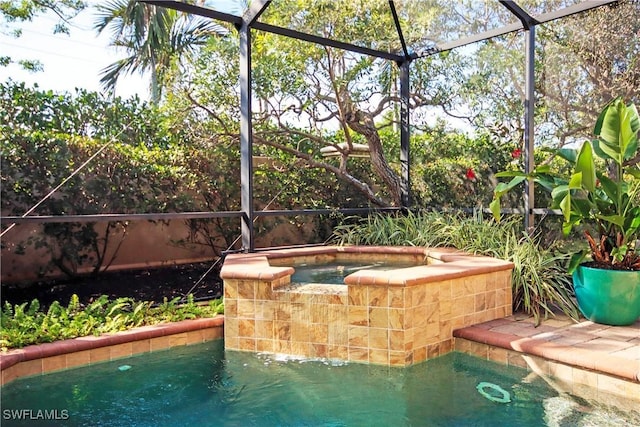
[{"left": 221, "top": 246, "right": 514, "bottom": 366}]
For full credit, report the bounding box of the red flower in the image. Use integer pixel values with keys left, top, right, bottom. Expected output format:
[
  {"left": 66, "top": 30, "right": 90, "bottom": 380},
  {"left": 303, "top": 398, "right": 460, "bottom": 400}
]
[
  {"left": 465, "top": 168, "right": 477, "bottom": 180},
  {"left": 511, "top": 148, "right": 522, "bottom": 158}
]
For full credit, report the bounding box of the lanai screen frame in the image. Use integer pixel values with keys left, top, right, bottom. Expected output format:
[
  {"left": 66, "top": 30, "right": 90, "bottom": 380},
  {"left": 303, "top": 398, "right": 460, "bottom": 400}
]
[
  {"left": 3, "top": 1, "right": 620, "bottom": 254},
  {"left": 142, "top": 0, "right": 620, "bottom": 252}
]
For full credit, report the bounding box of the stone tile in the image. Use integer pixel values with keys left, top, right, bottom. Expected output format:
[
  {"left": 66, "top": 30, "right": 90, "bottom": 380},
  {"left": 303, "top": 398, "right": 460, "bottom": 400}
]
[
  {"left": 328, "top": 345, "right": 348, "bottom": 360},
  {"left": 110, "top": 343, "right": 133, "bottom": 360},
  {"left": 255, "top": 283, "right": 273, "bottom": 300},
  {"left": 474, "top": 293, "right": 486, "bottom": 312},
  {"left": 310, "top": 324, "right": 329, "bottom": 345},
  {"left": 201, "top": 327, "right": 223, "bottom": 341},
  {"left": 224, "top": 298, "right": 238, "bottom": 317},
  {"left": 410, "top": 285, "right": 427, "bottom": 307},
  {"left": 291, "top": 322, "right": 310, "bottom": 342},
  {"left": 388, "top": 308, "right": 405, "bottom": 330},
  {"left": 389, "top": 330, "right": 405, "bottom": 351},
  {"left": 389, "top": 351, "right": 407, "bottom": 366},
  {"left": 369, "top": 348, "right": 389, "bottom": 365},
  {"left": 348, "top": 325, "right": 368, "bottom": 347},
  {"left": 310, "top": 343, "right": 328, "bottom": 358},
  {"left": 610, "top": 345, "right": 640, "bottom": 360},
  {"left": 290, "top": 342, "right": 309, "bottom": 357},
  {"left": 275, "top": 303, "right": 292, "bottom": 322},
  {"left": 239, "top": 338, "right": 256, "bottom": 352},
  {"left": 348, "top": 286, "right": 367, "bottom": 306},
  {"left": 256, "top": 339, "right": 274, "bottom": 353},
  {"left": 275, "top": 322, "right": 291, "bottom": 341},
  {"left": 224, "top": 282, "right": 238, "bottom": 299},
  {"left": 2, "top": 366, "right": 18, "bottom": 385},
  {"left": 237, "top": 281, "right": 255, "bottom": 299},
  {"left": 311, "top": 304, "right": 329, "bottom": 323},
  {"left": 368, "top": 287, "right": 388, "bottom": 307},
  {"left": 597, "top": 373, "right": 630, "bottom": 398},
  {"left": 328, "top": 323, "right": 348, "bottom": 346},
  {"left": 42, "top": 355, "right": 67, "bottom": 373},
  {"left": 388, "top": 287, "right": 405, "bottom": 308},
  {"left": 13, "top": 359, "right": 42, "bottom": 379},
  {"left": 255, "top": 320, "right": 274, "bottom": 338},
  {"left": 237, "top": 300, "right": 256, "bottom": 318},
  {"left": 369, "top": 307, "right": 388, "bottom": 329},
  {"left": 186, "top": 330, "right": 205, "bottom": 345},
  {"left": 238, "top": 319, "right": 256, "bottom": 338},
  {"left": 131, "top": 339, "right": 151, "bottom": 354},
  {"left": 65, "top": 350, "right": 92, "bottom": 368},
  {"left": 369, "top": 328, "right": 388, "bottom": 350},
  {"left": 413, "top": 346, "right": 427, "bottom": 364},
  {"left": 573, "top": 337, "right": 634, "bottom": 353},
  {"left": 348, "top": 347, "right": 369, "bottom": 363},
  {"left": 348, "top": 306, "right": 368, "bottom": 326}
]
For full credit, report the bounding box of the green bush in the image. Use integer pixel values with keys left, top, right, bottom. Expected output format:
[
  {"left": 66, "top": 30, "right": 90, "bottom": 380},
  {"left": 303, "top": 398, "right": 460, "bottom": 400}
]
[
  {"left": 0, "top": 294, "right": 224, "bottom": 350},
  {"left": 331, "top": 211, "right": 579, "bottom": 325}
]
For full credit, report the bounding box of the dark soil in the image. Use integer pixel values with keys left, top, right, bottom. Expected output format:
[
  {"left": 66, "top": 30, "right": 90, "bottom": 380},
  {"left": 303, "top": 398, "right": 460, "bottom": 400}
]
[
  {"left": 1, "top": 262, "right": 223, "bottom": 311},
  {"left": 582, "top": 260, "right": 639, "bottom": 271}
]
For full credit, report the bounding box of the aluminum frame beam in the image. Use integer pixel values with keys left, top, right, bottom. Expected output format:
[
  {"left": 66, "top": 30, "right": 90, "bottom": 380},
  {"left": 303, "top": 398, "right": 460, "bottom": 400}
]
[
  {"left": 239, "top": 21, "right": 254, "bottom": 251},
  {"left": 523, "top": 26, "right": 536, "bottom": 231},
  {"left": 399, "top": 61, "right": 411, "bottom": 209},
  {"left": 421, "top": 0, "right": 618, "bottom": 57}
]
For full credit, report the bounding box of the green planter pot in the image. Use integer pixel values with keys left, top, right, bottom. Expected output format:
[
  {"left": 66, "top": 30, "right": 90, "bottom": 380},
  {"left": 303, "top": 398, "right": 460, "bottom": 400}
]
[{"left": 573, "top": 265, "right": 640, "bottom": 326}]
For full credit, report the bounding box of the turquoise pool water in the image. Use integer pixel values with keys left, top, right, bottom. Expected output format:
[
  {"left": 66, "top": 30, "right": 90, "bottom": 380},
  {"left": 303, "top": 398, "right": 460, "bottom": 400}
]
[
  {"left": 1, "top": 341, "right": 637, "bottom": 426},
  {"left": 291, "top": 260, "right": 420, "bottom": 284}
]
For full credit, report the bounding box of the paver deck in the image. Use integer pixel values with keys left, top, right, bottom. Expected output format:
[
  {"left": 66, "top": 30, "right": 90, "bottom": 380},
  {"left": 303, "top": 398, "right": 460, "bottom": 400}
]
[{"left": 454, "top": 312, "right": 640, "bottom": 402}]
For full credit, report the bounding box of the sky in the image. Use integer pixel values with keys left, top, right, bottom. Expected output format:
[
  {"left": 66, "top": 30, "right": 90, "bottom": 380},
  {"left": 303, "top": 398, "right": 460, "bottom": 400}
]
[{"left": 0, "top": 1, "right": 149, "bottom": 100}]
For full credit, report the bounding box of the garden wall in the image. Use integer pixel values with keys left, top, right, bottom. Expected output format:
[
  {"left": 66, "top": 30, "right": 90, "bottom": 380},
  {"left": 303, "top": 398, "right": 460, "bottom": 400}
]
[{"left": 1, "top": 218, "right": 321, "bottom": 284}]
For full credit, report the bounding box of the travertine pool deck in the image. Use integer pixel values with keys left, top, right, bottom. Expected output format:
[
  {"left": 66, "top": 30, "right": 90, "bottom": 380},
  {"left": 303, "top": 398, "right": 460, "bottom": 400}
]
[{"left": 454, "top": 312, "right": 640, "bottom": 402}]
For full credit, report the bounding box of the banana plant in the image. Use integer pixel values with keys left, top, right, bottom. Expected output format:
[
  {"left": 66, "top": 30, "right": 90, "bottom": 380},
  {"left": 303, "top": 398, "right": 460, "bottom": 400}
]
[{"left": 491, "top": 97, "right": 640, "bottom": 272}]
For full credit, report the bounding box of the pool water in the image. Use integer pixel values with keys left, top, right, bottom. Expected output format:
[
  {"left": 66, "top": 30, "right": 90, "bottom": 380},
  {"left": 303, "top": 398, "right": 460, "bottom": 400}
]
[
  {"left": 1, "top": 341, "right": 638, "bottom": 426},
  {"left": 291, "top": 260, "right": 420, "bottom": 284}
]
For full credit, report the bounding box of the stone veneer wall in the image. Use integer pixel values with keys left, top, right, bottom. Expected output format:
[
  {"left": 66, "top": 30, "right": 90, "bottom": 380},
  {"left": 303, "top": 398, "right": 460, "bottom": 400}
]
[{"left": 221, "top": 246, "right": 514, "bottom": 367}]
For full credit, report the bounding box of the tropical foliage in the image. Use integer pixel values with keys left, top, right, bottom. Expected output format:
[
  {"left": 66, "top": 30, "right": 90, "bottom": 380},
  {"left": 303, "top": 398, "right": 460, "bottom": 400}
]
[
  {"left": 492, "top": 97, "right": 640, "bottom": 271},
  {"left": 0, "top": 294, "right": 224, "bottom": 350}
]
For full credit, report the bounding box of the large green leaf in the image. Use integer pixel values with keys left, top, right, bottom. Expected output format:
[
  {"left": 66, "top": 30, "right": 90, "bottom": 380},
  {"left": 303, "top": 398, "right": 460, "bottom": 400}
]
[
  {"left": 559, "top": 193, "right": 572, "bottom": 222},
  {"left": 596, "top": 213, "right": 626, "bottom": 228},
  {"left": 575, "top": 142, "right": 596, "bottom": 192},
  {"left": 622, "top": 102, "right": 639, "bottom": 160},
  {"left": 556, "top": 147, "right": 578, "bottom": 163},
  {"left": 594, "top": 97, "right": 640, "bottom": 165},
  {"left": 597, "top": 173, "right": 618, "bottom": 202},
  {"left": 489, "top": 198, "right": 502, "bottom": 221}
]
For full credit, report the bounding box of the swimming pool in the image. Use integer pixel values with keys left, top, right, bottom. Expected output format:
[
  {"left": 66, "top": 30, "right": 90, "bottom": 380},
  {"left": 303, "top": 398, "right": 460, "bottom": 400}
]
[
  {"left": 290, "top": 260, "right": 421, "bottom": 284},
  {"left": 2, "top": 341, "right": 637, "bottom": 426}
]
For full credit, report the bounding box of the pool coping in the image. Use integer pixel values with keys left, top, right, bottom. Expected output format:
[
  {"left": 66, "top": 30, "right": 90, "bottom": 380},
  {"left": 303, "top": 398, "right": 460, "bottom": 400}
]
[
  {"left": 0, "top": 315, "right": 224, "bottom": 386},
  {"left": 220, "top": 245, "right": 514, "bottom": 285},
  {"left": 454, "top": 318, "right": 640, "bottom": 384}
]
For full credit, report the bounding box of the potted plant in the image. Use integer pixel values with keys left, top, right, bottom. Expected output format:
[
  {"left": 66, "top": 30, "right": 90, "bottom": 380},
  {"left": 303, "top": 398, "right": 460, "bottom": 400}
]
[{"left": 490, "top": 97, "right": 640, "bottom": 326}]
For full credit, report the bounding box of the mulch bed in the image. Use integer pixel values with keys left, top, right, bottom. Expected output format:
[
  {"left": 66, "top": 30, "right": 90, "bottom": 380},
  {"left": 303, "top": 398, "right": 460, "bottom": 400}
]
[{"left": 1, "top": 262, "right": 223, "bottom": 311}]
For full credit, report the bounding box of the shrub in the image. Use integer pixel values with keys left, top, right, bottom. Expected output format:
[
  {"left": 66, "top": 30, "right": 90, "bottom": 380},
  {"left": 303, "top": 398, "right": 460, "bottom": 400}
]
[{"left": 0, "top": 294, "right": 224, "bottom": 350}]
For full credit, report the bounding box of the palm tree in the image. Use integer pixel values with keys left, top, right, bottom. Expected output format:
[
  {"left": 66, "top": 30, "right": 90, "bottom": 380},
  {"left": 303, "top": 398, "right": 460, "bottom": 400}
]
[{"left": 93, "top": 0, "right": 225, "bottom": 103}]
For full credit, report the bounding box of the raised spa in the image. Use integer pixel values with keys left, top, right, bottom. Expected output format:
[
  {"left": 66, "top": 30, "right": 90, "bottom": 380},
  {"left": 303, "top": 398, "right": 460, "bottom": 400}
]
[{"left": 221, "top": 246, "right": 514, "bottom": 366}]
